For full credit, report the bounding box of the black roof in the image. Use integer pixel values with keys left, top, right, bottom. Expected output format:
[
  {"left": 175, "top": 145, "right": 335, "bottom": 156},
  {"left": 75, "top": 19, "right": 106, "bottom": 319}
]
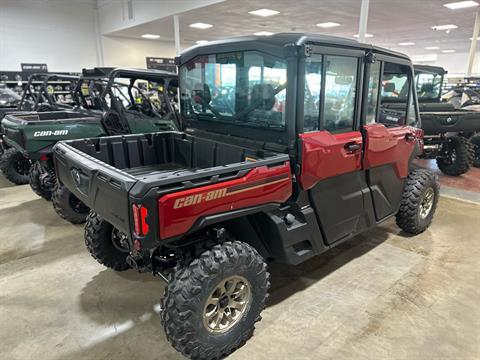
[
  {"left": 413, "top": 64, "right": 447, "bottom": 75},
  {"left": 177, "top": 32, "right": 411, "bottom": 64}
]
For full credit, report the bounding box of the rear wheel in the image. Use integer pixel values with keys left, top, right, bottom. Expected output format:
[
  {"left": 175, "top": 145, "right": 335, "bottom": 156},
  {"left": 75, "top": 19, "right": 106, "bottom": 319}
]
[
  {"left": 52, "top": 184, "right": 90, "bottom": 224},
  {"left": 469, "top": 133, "right": 480, "bottom": 168},
  {"left": 0, "top": 148, "right": 31, "bottom": 185},
  {"left": 29, "top": 161, "right": 54, "bottom": 200},
  {"left": 161, "top": 241, "right": 269, "bottom": 360},
  {"left": 436, "top": 136, "right": 474, "bottom": 176},
  {"left": 84, "top": 212, "right": 130, "bottom": 271},
  {"left": 396, "top": 169, "right": 439, "bottom": 234}
]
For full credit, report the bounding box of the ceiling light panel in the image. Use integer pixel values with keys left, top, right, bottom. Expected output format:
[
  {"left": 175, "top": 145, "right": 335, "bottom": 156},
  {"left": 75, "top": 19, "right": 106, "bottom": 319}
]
[
  {"left": 316, "top": 22, "right": 341, "bottom": 28},
  {"left": 196, "top": 40, "right": 209, "bottom": 45},
  {"left": 248, "top": 8, "right": 280, "bottom": 17},
  {"left": 432, "top": 24, "right": 458, "bottom": 30},
  {"left": 398, "top": 42, "right": 415, "bottom": 46},
  {"left": 254, "top": 31, "right": 274, "bottom": 36},
  {"left": 141, "top": 34, "right": 160, "bottom": 39},
  {"left": 425, "top": 46, "right": 441, "bottom": 50},
  {"left": 441, "top": 49, "right": 456, "bottom": 53},
  {"left": 444, "top": 1, "right": 478, "bottom": 9},
  {"left": 189, "top": 22, "right": 213, "bottom": 29},
  {"left": 354, "top": 33, "right": 374, "bottom": 38}
]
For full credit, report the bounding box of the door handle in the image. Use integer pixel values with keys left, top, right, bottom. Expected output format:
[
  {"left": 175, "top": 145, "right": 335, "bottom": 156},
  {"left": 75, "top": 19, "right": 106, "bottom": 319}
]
[
  {"left": 405, "top": 133, "right": 416, "bottom": 142},
  {"left": 344, "top": 142, "right": 361, "bottom": 152}
]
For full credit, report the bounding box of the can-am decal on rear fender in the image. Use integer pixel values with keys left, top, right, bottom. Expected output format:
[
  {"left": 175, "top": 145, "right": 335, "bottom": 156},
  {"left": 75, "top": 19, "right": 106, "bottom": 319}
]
[
  {"left": 158, "top": 162, "right": 292, "bottom": 239},
  {"left": 33, "top": 130, "right": 69, "bottom": 137}
]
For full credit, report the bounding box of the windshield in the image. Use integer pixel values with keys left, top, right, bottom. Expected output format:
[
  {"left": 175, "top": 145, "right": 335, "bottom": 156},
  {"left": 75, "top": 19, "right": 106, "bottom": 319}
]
[
  {"left": 179, "top": 51, "right": 287, "bottom": 130},
  {"left": 415, "top": 72, "right": 443, "bottom": 100}
]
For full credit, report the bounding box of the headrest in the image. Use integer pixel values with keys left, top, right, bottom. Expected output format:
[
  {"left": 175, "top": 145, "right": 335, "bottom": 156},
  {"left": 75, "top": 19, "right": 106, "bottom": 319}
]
[
  {"left": 251, "top": 84, "right": 275, "bottom": 110},
  {"left": 383, "top": 82, "right": 396, "bottom": 93}
]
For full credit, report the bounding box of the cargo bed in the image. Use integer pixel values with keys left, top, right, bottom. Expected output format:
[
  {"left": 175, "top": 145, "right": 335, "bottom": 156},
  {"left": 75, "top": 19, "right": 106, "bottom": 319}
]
[
  {"left": 53, "top": 132, "right": 289, "bottom": 233},
  {"left": 420, "top": 110, "right": 480, "bottom": 135}
]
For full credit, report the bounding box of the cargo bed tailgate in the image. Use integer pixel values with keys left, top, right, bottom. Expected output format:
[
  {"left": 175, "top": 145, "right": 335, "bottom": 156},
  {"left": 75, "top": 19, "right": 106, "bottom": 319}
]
[{"left": 54, "top": 142, "right": 137, "bottom": 233}]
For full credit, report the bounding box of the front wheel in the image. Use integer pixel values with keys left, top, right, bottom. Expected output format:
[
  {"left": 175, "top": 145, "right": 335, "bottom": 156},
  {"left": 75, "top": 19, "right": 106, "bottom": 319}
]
[
  {"left": 0, "top": 148, "right": 31, "bottom": 185},
  {"left": 52, "top": 184, "right": 90, "bottom": 224},
  {"left": 469, "top": 134, "right": 480, "bottom": 168},
  {"left": 396, "top": 169, "right": 439, "bottom": 234},
  {"left": 84, "top": 212, "right": 130, "bottom": 271},
  {"left": 161, "top": 241, "right": 270, "bottom": 360},
  {"left": 436, "top": 136, "right": 474, "bottom": 176}
]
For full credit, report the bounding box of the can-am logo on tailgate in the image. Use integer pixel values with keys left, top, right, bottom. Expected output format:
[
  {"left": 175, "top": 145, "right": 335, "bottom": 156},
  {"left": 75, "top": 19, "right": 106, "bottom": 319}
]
[{"left": 33, "top": 130, "right": 69, "bottom": 137}]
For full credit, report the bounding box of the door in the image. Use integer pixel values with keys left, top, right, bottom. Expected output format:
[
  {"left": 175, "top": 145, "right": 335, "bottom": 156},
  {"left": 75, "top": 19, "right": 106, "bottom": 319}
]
[
  {"left": 298, "top": 48, "right": 367, "bottom": 245},
  {"left": 362, "top": 59, "right": 421, "bottom": 221}
]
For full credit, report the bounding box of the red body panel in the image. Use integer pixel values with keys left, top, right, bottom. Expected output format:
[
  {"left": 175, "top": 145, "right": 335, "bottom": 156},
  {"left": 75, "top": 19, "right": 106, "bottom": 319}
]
[
  {"left": 363, "top": 124, "right": 419, "bottom": 178},
  {"left": 157, "top": 162, "right": 292, "bottom": 239},
  {"left": 298, "top": 131, "right": 363, "bottom": 190}
]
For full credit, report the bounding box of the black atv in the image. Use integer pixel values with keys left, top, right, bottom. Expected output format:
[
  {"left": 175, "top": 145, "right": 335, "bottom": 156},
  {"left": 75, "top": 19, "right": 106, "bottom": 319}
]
[{"left": 414, "top": 65, "right": 477, "bottom": 175}]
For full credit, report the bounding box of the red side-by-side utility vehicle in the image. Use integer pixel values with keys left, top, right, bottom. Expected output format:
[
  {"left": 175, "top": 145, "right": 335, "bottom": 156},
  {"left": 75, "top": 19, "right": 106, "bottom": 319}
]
[{"left": 53, "top": 34, "right": 439, "bottom": 359}]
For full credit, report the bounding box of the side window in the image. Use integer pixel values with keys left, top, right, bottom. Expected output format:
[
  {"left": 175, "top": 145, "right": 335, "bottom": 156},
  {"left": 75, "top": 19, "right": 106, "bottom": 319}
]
[
  {"left": 323, "top": 56, "right": 358, "bottom": 132},
  {"left": 304, "top": 56, "right": 322, "bottom": 132},
  {"left": 378, "top": 62, "right": 411, "bottom": 126},
  {"left": 407, "top": 82, "right": 418, "bottom": 126},
  {"left": 366, "top": 61, "right": 381, "bottom": 124}
]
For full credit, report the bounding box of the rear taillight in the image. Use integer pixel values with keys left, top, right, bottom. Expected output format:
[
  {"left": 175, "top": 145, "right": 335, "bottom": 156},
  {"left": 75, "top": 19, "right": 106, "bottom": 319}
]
[{"left": 132, "top": 204, "right": 149, "bottom": 236}]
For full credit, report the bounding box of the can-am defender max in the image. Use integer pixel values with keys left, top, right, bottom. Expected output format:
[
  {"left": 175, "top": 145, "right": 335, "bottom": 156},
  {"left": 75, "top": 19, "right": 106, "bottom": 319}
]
[
  {"left": 54, "top": 34, "right": 439, "bottom": 359},
  {"left": 0, "top": 73, "right": 79, "bottom": 184},
  {"left": 414, "top": 65, "right": 478, "bottom": 174},
  {"left": 1, "top": 68, "right": 178, "bottom": 223}
]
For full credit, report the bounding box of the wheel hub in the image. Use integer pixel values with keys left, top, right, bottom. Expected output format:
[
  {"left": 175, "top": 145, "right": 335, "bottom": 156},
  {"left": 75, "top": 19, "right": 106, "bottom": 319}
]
[
  {"left": 419, "top": 187, "right": 435, "bottom": 219},
  {"left": 111, "top": 229, "right": 130, "bottom": 253},
  {"left": 203, "top": 275, "right": 251, "bottom": 333}
]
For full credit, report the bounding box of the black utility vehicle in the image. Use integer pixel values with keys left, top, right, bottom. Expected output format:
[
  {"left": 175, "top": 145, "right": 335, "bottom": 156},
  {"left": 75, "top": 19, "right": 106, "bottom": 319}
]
[
  {"left": 0, "top": 73, "right": 79, "bottom": 184},
  {"left": 2, "top": 68, "right": 178, "bottom": 223},
  {"left": 54, "top": 34, "right": 438, "bottom": 359},
  {"left": 414, "top": 65, "right": 477, "bottom": 175}
]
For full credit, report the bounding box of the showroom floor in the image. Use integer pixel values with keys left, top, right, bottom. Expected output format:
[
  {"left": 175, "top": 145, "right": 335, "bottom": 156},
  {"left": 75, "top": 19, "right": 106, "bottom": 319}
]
[{"left": 1, "top": 166, "right": 479, "bottom": 360}]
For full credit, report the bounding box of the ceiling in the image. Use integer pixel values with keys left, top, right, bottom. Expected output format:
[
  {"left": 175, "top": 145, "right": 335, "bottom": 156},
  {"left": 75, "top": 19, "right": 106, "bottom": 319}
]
[{"left": 108, "top": 0, "right": 480, "bottom": 58}]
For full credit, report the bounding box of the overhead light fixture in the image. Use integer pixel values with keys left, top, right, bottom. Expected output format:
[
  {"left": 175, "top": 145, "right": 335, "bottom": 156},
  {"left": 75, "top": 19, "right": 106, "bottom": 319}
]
[
  {"left": 189, "top": 22, "right": 213, "bottom": 29},
  {"left": 248, "top": 8, "right": 280, "bottom": 17},
  {"left": 412, "top": 54, "right": 438, "bottom": 62},
  {"left": 469, "top": 36, "right": 480, "bottom": 40},
  {"left": 398, "top": 42, "right": 415, "bottom": 46},
  {"left": 141, "top": 34, "right": 160, "bottom": 39},
  {"left": 441, "top": 49, "right": 456, "bottom": 53},
  {"left": 444, "top": 1, "right": 478, "bottom": 9},
  {"left": 196, "top": 40, "right": 209, "bottom": 45},
  {"left": 354, "top": 33, "right": 374, "bottom": 38},
  {"left": 316, "top": 22, "right": 341, "bottom": 28},
  {"left": 254, "top": 31, "right": 274, "bottom": 36},
  {"left": 425, "top": 46, "right": 441, "bottom": 50},
  {"left": 432, "top": 24, "right": 458, "bottom": 30}
]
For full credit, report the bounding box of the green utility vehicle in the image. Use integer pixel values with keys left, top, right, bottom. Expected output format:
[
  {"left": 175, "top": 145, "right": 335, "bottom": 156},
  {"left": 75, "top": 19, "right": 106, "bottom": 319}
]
[
  {"left": 0, "top": 73, "right": 79, "bottom": 184},
  {"left": 1, "top": 68, "right": 178, "bottom": 223}
]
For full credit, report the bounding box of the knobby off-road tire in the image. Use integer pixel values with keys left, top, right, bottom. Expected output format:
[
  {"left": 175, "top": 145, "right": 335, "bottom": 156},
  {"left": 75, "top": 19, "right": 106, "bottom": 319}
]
[
  {"left": 436, "top": 136, "right": 474, "bottom": 176},
  {"left": 396, "top": 169, "right": 439, "bottom": 235},
  {"left": 469, "top": 133, "right": 480, "bottom": 168},
  {"left": 161, "top": 241, "right": 270, "bottom": 360},
  {"left": 29, "top": 161, "right": 54, "bottom": 200},
  {"left": 84, "top": 212, "right": 130, "bottom": 271},
  {"left": 52, "top": 184, "right": 90, "bottom": 224},
  {"left": 0, "top": 148, "right": 31, "bottom": 185}
]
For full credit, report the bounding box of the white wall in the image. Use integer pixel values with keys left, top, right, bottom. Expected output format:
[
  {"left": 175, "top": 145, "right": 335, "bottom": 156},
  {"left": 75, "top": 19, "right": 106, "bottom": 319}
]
[
  {"left": 0, "top": 0, "right": 99, "bottom": 72},
  {"left": 102, "top": 36, "right": 176, "bottom": 68}
]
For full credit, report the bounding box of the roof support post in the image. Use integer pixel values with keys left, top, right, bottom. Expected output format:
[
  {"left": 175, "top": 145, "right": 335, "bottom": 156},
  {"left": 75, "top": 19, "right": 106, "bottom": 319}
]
[
  {"left": 357, "top": 0, "right": 370, "bottom": 43},
  {"left": 174, "top": 15, "right": 181, "bottom": 56},
  {"left": 467, "top": 11, "right": 480, "bottom": 76}
]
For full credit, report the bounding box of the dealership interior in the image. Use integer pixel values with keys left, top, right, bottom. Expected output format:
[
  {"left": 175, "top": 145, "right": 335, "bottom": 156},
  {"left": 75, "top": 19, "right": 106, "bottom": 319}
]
[{"left": 1, "top": 1, "right": 480, "bottom": 359}]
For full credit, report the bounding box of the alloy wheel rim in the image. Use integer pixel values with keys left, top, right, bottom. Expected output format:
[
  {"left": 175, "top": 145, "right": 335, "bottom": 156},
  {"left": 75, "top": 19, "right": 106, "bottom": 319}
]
[
  {"left": 419, "top": 187, "right": 435, "bottom": 219},
  {"left": 203, "top": 275, "right": 251, "bottom": 333}
]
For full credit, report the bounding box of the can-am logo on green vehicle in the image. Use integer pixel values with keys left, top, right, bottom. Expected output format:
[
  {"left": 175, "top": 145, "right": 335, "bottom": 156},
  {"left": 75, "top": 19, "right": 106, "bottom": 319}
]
[{"left": 33, "top": 130, "right": 69, "bottom": 137}]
